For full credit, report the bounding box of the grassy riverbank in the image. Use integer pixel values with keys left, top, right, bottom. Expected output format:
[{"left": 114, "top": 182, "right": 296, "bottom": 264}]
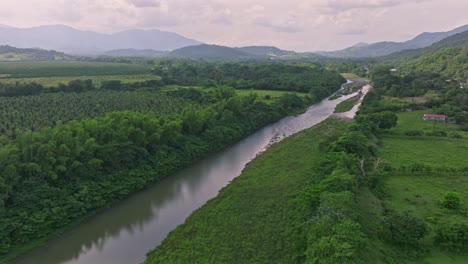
[
  {"left": 334, "top": 96, "right": 359, "bottom": 113},
  {"left": 144, "top": 119, "right": 349, "bottom": 263}
]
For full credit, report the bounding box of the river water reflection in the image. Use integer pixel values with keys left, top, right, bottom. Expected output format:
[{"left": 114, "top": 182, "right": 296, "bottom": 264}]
[{"left": 13, "top": 87, "right": 363, "bottom": 264}]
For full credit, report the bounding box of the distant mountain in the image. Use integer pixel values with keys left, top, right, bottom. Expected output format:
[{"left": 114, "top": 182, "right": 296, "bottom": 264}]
[
  {"left": 0, "top": 45, "right": 71, "bottom": 61},
  {"left": 380, "top": 30, "right": 468, "bottom": 63},
  {"left": 169, "top": 44, "right": 325, "bottom": 60},
  {"left": 0, "top": 25, "right": 202, "bottom": 55},
  {"left": 104, "top": 49, "right": 168, "bottom": 57},
  {"left": 351, "top": 42, "right": 369, "bottom": 48},
  {"left": 236, "top": 46, "right": 292, "bottom": 57},
  {"left": 169, "top": 44, "right": 253, "bottom": 59},
  {"left": 318, "top": 24, "right": 468, "bottom": 58}
]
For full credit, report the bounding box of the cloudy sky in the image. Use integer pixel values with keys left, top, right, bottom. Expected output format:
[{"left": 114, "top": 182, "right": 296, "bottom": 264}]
[{"left": 1, "top": 0, "right": 467, "bottom": 51}]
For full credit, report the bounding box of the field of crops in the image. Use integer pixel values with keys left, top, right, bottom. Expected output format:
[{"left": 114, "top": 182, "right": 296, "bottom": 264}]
[
  {"left": 0, "top": 61, "right": 152, "bottom": 78},
  {"left": 0, "top": 74, "right": 161, "bottom": 87},
  {"left": 0, "top": 90, "right": 194, "bottom": 136}
]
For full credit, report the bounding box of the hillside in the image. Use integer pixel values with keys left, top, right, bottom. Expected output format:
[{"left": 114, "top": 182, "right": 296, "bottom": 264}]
[
  {"left": 0, "top": 45, "right": 71, "bottom": 61},
  {"left": 169, "top": 44, "right": 325, "bottom": 60},
  {"left": 169, "top": 44, "right": 258, "bottom": 59},
  {"left": 236, "top": 46, "right": 293, "bottom": 57},
  {"left": 0, "top": 25, "right": 202, "bottom": 55},
  {"left": 381, "top": 30, "right": 468, "bottom": 63},
  {"left": 319, "top": 24, "right": 468, "bottom": 58},
  {"left": 104, "top": 49, "right": 168, "bottom": 58},
  {"left": 398, "top": 46, "right": 468, "bottom": 80}
]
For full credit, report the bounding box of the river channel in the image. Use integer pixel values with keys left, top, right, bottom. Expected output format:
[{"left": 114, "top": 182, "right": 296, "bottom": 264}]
[{"left": 13, "top": 84, "right": 365, "bottom": 264}]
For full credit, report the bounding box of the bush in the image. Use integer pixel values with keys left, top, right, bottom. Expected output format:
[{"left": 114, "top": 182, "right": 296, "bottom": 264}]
[
  {"left": 440, "top": 192, "right": 461, "bottom": 210},
  {"left": 448, "top": 133, "right": 463, "bottom": 139},
  {"left": 425, "top": 131, "right": 447, "bottom": 137},
  {"left": 307, "top": 220, "right": 367, "bottom": 264},
  {"left": 381, "top": 211, "right": 427, "bottom": 248},
  {"left": 404, "top": 130, "right": 424, "bottom": 136},
  {"left": 434, "top": 222, "right": 468, "bottom": 252}
]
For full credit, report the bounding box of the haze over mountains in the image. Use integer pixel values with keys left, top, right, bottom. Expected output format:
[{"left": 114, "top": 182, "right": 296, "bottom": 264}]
[
  {"left": 317, "top": 24, "right": 468, "bottom": 58},
  {"left": 0, "top": 24, "right": 467, "bottom": 60},
  {"left": 0, "top": 25, "right": 201, "bottom": 55}
]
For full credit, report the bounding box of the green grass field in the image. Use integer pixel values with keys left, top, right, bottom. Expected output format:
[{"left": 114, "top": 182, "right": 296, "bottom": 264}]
[
  {"left": 0, "top": 61, "right": 151, "bottom": 78},
  {"left": 145, "top": 119, "right": 349, "bottom": 263},
  {"left": 0, "top": 74, "right": 160, "bottom": 87},
  {"left": 341, "top": 72, "right": 370, "bottom": 81},
  {"left": 236, "top": 89, "right": 307, "bottom": 103},
  {"left": 376, "top": 109, "right": 468, "bottom": 263},
  {"left": 334, "top": 96, "right": 359, "bottom": 113},
  {"left": 380, "top": 110, "right": 468, "bottom": 168},
  {"left": 380, "top": 135, "right": 468, "bottom": 168},
  {"left": 389, "top": 110, "right": 463, "bottom": 134}
]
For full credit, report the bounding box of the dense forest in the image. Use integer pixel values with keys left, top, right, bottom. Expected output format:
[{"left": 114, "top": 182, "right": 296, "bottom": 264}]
[{"left": 0, "top": 61, "right": 345, "bottom": 260}]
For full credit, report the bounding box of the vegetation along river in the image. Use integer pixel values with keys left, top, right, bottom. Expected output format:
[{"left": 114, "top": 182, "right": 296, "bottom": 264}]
[{"left": 13, "top": 82, "right": 365, "bottom": 264}]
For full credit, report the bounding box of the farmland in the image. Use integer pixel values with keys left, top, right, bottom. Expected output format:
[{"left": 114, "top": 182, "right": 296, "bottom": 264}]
[
  {"left": 0, "top": 61, "right": 151, "bottom": 78},
  {"left": 0, "top": 60, "right": 347, "bottom": 262}
]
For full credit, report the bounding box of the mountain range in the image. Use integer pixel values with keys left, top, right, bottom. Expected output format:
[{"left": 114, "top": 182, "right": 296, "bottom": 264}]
[
  {"left": 317, "top": 24, "right": 468, "bottom": 58},
  {"left": 0, "top": 25, "right": 201, "bottom": 55},
  {"left": 166, "top": 45, "right": 325, "bottom": 60},
  {"left": 0, "top": 24, "right": 467, "bottom": 60}
]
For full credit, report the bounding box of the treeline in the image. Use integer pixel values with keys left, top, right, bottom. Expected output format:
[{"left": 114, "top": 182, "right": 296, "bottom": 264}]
[
  {"left": 371, "top": 63, "right": 468, "bottom": 124},
  {"left": 0, "top": 90, "right": 310, "bottom": 258},
  {"left": 0, "top": 61, "right": 345, "bottom": 100},
  {"left": 151, "top": 61, "right": 346, "bottom": 100},
  {"left": 0, "top": 79, "right": 166, "bottom": 97},
  {"left": 299, "top": 98, "right": 398, "bottom": 263},
  {"left": 371, "top": 65, "right": 458, "bottom": 97}
]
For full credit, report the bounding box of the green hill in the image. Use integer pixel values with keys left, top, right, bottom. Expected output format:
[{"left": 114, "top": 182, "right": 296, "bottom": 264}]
[
  {"left": 0, "top": 45, "right": 71, "bottom": 61},
  {"left": 0, "top": 45, "right": 70, "bottom": 61},
  {"left": 319, "top": 24, "right": 468, "bottom": 58},
  {"left": 381, "top": 30, "right": 468, "bottom": 63},
  {"left": 104, "top": 49, "right": 168, "bottom": 58},
  {"left": 398, "top": 46, "right": 468, "bottom": 80},
  {"left": 169, "top": 44, "right": 254, "bottom": 59},
  {"left": 168, "top": 44, "right": 325, "bottom": 60}
]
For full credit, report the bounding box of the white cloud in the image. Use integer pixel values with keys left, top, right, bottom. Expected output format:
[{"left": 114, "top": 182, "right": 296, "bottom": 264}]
[
  {"left": 127, "top": 0, "right": 160, "bottom": 8},
  {"left": 0, "top": 0, "right": 466, "bottom": 51}
]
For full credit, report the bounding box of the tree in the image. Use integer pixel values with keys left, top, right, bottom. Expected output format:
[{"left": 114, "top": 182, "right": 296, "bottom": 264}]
[{"left": 381, "top": 211, "right": 427, "bottom": 248}]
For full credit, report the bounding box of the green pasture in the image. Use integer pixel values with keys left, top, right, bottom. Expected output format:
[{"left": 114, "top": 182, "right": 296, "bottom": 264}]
[
  {"left": 144, "top": 119, "right": 349, "bottom": 263},
  {"left": 0, "top": 61, "right": 151, "bottom": 78},
  {"left": 0, "top": 74, "right": 160, "bottom": 87},
  {"left": 334, "top": 96, "right": 359, "bottom": 113}
]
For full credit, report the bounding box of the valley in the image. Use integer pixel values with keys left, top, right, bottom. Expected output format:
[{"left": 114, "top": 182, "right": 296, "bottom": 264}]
[{"left": 0, "top": 7, "right": 467, "bottom": 264}]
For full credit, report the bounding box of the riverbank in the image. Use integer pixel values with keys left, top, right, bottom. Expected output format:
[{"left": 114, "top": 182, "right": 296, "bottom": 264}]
[
  {"left": 5, "top": 93, "right": 308, "bottom": 264},
  {"left": 10, "top": 86, "right": 360, "bottom": 264},
  {"left": 144, "top": 118, "right": 350, "bottom": 263}
]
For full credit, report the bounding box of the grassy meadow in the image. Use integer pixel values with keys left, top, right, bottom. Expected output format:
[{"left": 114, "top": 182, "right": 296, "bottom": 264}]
[
  {"left": 0, "top": 74, "right": 160, "bottom": 87},
  {"left": 375, "top": 109, "right": 468, "bottom": 263},
  {"left": 145, "top": 119, "right": 349, "bottom": 263},
  {"left": 0, "top": 61, "right": 151, "bottom": 78},
  {"left": 334, "top": 96, "right": 359, "bottom": 113}
]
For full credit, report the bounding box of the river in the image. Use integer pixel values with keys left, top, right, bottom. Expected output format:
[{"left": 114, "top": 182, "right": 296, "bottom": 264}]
[{"left": 12, "top": 84, "right": 365, "bottom": 264}]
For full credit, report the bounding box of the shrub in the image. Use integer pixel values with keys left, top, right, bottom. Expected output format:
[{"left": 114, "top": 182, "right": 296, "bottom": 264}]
[
  {"left": 425, "top": 131, "right": 447, "bottom": 137},
  {"left": 434, "top": 221, "right": 468, "bottom": 252},
  {"left": 440, "top": 192, "right": 461, "bottom": 210},
  {"left": 381, "top": 211, "right": 427, "bottom": 248},
  {"left": 448, "top": 133, "right": 463, "bottom": 139},
  {"left": 404, "top": 130, "right": 423, "bottom": 136}
]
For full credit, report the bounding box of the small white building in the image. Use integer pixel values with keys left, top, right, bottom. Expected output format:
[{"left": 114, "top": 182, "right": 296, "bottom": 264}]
[{"left": 423, "top": 114, "right": 447, "bottom": 121}]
